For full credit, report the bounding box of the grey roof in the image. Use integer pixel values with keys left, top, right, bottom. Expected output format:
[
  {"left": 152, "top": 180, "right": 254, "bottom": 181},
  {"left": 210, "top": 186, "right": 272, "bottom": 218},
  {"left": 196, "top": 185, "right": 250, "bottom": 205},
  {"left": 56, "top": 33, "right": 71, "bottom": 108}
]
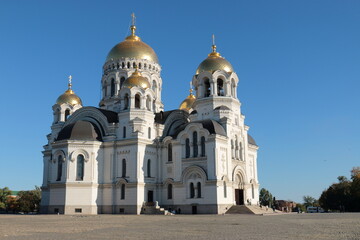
[
  {"left": 172, "top": 119, "right": 226, "bottom": 138},
  {"left": 57, "top": 120, "right": 102, "bottom": 141},
  {"left": 97, "top": 108, "right": 118, "bottom": 123},
  {"left": 154, "top": 110, "right": 176, "bottom": 124},
  {"left": 247, "top": 134, "right": 257, "bottom": 146},
  {"left": 214, "top": 106, "right": 230, "bottom": 111}
]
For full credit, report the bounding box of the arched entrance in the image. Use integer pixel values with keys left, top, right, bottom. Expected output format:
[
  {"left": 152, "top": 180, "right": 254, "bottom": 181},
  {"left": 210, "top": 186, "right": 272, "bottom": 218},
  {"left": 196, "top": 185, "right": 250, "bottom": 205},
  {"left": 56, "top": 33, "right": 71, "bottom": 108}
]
[{"left": 234, "top": 173, "right": 245, "bottom": 205}]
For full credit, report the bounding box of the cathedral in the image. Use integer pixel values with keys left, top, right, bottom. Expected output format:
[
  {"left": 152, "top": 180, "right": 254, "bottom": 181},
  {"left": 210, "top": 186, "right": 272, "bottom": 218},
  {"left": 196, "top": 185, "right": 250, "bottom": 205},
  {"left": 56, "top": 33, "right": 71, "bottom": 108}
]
[{"left": 40, "top": 16, "right": 260, "bottom": 215}]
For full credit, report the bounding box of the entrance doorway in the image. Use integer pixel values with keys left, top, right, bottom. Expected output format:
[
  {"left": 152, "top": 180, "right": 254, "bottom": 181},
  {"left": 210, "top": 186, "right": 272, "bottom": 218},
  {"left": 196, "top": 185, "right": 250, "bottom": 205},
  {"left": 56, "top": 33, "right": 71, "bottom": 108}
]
[
  {"left": 235, "top": 189, "right": 244, "bottom": 205},
  {"left": 192, "top": 205, "right": 197, "bottom": 214},
  {"left": 147, "top": 190, "right": 154, "bottom": 203}
]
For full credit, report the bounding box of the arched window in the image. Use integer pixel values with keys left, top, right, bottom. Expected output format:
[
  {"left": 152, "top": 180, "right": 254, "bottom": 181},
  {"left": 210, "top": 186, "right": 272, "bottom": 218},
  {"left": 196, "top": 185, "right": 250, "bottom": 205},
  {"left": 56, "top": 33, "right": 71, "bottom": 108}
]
[
  {"left": 110, "top": 78, "right": 115, "bottom": 96},
  {"left": 252, "top": 184, "right": 255, "bottom": 199},
  {"left": 231, "top": 140, "right": 234, "bottom": 158},
  {"left": 235, "top": 139, "right": 239, "bottom": 159},
  {"left": 239, "top": 142, "right": 243, "bottom": 160},
  {"left": 204, "top": 78, "right": 211, "bottom": 97},
  {"left": 127, "top": 62, "right": 130, "bottom": 68},
  {"left": 190, "top": 183, "right": 195, "bottom": 198},
  {"left": 168, "top": 143, "right": 172, "bottom": 162},
  {"left": 146, "top": 96, "right": 151, "bottom": 111},
  {"left": 147, "top": 159, "right": 151, "bottom": 177},
  {"left": 120, "top": 77, "right": 125, "bottom": 88},
  {"left": 152, "top": 80, "right": 157, "bottom": 93},
  {"left": 193, "top": 132, "right": 198, "bottom": 157},
  {"left": 122, "top": 159, "right": 126, "bottom": 177},
  {"left": 144, "top": 63, "right": 147, "bottom": 69},
  {"left": 133, "top": 62, "right": 136, "bottom": 68},
  {"left": 123, "top": 126, "right": 126, "bottom": 138},
  {"left": 138, "top": 63, "right": 142, "bottom": 69},
  {"left": 55, "top": 109, "right": 60, "bottom": 123},
  {"left": 56, "top": 155, "right": 62, "bottom": 181},
  {"left": 76, "top": 155, "right": 85, "bottom": 181},
  {"left": 148, "top": 127, "right": 151, "bottom": 139},
  {"left": 65, "top": 109, "right": 70, "bottom": 121},
  {"left": 167, "top": 184, "right": 173, "bottom": 199},
  {"left": 104, "top": 85, "right": 108, "bottom": 97},
  {"left": 135, "top": 94, "right": 140, "bottom": 109},
  {"left": 197, "top": 182, "right": 201, "bottom": 198},
  {"left": 121, "top": 184, "right": 125, "bottom": 199},
  {"left": 124, "top": 94, "right": 129, "bottom": 110},
  {"left": 185, "top": 138, "right": 190, "bottom": 158},
  {"left": 231, "top": 79, "right": 236, "bottom": 97},
  {"left": 121, "top": 62, "right": 125, "bottom": 68},
  {"left": 201, "top": 136, "right": 205, "bottom": 157},
  {"left": 217, "top": 78, "right": 224, "bottom": 96},
  {"left": 224, "top": 181, "right": 227, "bottom": 198}
]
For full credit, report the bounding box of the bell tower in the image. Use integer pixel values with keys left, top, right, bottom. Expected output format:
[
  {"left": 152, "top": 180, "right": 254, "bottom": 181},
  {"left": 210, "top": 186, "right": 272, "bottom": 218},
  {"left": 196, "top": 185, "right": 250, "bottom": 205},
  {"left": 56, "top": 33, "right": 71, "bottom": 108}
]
[{"left": 191, "top": 35, "right": 240, "bottom": 121}]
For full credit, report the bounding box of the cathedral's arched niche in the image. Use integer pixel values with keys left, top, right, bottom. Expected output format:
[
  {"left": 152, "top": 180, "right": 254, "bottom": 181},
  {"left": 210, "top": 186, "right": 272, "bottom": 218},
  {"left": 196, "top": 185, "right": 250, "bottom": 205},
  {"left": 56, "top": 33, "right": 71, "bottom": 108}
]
[
  {"left": 182, "top": 165, "right": 207, "bottom": 199},
  {"left": 181, "top": 165, "right": 208, "bottom": 183},
  {"left": 53, "top": 150, "right": 66, "bottom": 163},
  {"left": 232, "top": 166, "right": 246, "bottom": 189},
  {"left": 69, "top": 149, "right": 90, "bottom": 162}
]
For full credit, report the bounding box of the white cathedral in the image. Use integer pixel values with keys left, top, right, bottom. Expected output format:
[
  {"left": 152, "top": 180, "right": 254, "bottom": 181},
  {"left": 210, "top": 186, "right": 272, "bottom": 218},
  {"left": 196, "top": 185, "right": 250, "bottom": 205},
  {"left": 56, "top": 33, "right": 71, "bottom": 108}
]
[{"left": 40, "top": 17, "right": 260, "bottom": 215}]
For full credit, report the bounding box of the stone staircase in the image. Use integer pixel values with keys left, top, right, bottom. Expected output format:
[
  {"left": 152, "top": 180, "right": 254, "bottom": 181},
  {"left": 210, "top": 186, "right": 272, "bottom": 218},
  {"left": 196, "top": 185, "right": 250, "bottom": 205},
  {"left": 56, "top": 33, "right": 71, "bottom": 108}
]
[
  {"left": 226, "top": 205, "right": 281, "bottom": 215},
  {"left": 141, "top": 202, "right": 174, "bottom": 215}
]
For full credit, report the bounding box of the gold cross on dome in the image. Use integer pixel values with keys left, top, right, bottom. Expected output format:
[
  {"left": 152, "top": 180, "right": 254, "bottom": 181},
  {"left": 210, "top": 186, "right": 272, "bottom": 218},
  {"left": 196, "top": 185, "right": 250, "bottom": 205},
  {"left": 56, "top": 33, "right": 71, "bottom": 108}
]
[
  {"left": 131, "top": 13, "right": 136, "bottom": 26},
  {"left": 68, "top": 75, "right": 72, "bottom": 89}
]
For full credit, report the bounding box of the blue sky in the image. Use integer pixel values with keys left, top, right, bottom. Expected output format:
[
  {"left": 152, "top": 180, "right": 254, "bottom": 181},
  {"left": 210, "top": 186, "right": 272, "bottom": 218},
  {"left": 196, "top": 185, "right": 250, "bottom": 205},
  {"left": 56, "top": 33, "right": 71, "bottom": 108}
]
[{"left": 0, "top": 0, "right": 359, "bottom": 203}]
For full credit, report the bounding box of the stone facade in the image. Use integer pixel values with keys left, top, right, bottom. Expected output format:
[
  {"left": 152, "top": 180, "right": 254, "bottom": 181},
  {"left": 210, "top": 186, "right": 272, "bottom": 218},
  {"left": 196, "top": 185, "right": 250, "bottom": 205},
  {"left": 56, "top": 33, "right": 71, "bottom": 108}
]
[{"left": 41, "top": 19, "right": 260, "bottom": 215}]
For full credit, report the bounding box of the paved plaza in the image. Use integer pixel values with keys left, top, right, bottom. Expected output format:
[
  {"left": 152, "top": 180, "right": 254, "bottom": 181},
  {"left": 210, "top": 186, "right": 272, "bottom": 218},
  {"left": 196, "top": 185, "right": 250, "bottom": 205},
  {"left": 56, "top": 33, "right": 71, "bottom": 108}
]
[{"left": 0, "top": 213, "right": 359, "bottom": 240}]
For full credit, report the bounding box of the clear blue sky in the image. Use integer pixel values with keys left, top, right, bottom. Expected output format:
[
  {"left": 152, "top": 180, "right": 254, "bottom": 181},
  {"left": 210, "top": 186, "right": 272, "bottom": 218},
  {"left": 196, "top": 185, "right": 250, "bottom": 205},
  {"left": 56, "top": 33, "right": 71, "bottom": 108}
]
[{"left": 0, "top": 0, "right": 359, "bottom": 203}]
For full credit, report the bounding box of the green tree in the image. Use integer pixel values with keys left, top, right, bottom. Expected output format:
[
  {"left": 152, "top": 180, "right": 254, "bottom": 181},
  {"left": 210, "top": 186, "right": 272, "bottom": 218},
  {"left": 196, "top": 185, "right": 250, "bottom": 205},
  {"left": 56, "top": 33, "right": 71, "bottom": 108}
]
[
  {"left": 350, "top": 167, "right": 360, "bottom": 211},
  {"left": 17, "top": 186, "right": 41, "bottom": 213},
  {"left": 319, "top": 171, "right": 353, "bottom": 212},
  {"left": 303, "top": 195, "right": 317, "bottom": 209},
  {"left": 0, "top": 187, "right": 12, "bottom": 210},
  {"left": 259, "top": 188, "right": 273, "bottom": 207}
]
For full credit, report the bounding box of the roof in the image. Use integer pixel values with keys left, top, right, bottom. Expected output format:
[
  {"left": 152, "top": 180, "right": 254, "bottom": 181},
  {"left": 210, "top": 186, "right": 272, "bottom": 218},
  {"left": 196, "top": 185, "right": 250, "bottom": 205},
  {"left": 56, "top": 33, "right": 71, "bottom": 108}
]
[
  {"left": 172, "top": 119, "right": 226, "bottom": 138},
  {"left": 154, "top": 110, "right": 176, "bottom": 124},
  {"left": 97, "top": 108, "right": 119, "bottom": 123},
  {"left": 214, "top": 106, "right": 230, "bottom": 111},
  {"left": 57, "top": 120, "right": 102, "bottom": 141},
  {"left": 248, "top": 134, "right": 257, "bottom": 146}
]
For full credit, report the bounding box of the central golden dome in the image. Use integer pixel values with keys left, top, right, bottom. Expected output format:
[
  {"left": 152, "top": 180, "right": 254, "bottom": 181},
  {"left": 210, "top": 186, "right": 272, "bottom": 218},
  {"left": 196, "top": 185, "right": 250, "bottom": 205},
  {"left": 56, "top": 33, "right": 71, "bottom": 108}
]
[
  {"left": 106, "top": 25, "right": 159, "bottom": 63},
  {"left": 123, "top": 67, "right": 150, "bottom": 89},
  {"left": 196, "top": 44, "right": 233, "bottom": 74}
]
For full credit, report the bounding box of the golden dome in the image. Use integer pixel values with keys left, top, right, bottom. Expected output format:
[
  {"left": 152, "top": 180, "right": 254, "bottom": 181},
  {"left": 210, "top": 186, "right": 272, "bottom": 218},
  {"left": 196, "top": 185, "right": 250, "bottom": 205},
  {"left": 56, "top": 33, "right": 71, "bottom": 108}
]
[
  {"left": 56, "top": 76, "right": 82, "bottom": 106},
  {"left": 196, "top": 42, "right": 233, "bottom": 74},
  {"left": 106, "top": 23, "right": 159, "bottom": 63},
  {"left": 123, "top": 67, "right": 150, "bottom": 89},
  {"left": 179, "top": 89, "right": 196, "bottom": 112}
]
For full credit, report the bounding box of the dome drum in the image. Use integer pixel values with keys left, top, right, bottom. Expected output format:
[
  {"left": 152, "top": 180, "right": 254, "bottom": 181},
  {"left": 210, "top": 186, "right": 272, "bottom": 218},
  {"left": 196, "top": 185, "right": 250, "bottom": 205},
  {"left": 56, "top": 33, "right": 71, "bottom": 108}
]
[{"left": 103, "top": 58, "right": 161, "bottom": 75}]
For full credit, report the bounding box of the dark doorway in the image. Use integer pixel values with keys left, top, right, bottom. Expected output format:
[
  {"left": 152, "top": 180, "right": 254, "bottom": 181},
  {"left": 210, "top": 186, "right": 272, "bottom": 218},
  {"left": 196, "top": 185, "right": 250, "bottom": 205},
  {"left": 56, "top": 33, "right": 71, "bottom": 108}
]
[
  {"left": 192, "top": 205, "right": 197, "bottom": 214},
  {"left": 148, "top": 190, "right": 154, "bottom": 202},
  {"left": 235, "top": 189, "right": 244, "bottom": 205}
]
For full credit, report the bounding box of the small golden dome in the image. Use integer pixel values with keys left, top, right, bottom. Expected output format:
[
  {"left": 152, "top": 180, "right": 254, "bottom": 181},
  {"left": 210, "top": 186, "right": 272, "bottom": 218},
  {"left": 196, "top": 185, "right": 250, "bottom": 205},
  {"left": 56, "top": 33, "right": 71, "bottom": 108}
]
[
  {"left": 196, "top": 39, "right": 233, "bottom": 74},
  {"left": 179, "top": 89, "right": 196, "bottom": 112},
  {"left": 106, "top": 20, "right": 158, "bottom": 63},
  {"left": 123, "top": 67, "right": 150, "bottom": 89},
  {"left": 56, "top": 76, "right": 82, "bottom": 106}
]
